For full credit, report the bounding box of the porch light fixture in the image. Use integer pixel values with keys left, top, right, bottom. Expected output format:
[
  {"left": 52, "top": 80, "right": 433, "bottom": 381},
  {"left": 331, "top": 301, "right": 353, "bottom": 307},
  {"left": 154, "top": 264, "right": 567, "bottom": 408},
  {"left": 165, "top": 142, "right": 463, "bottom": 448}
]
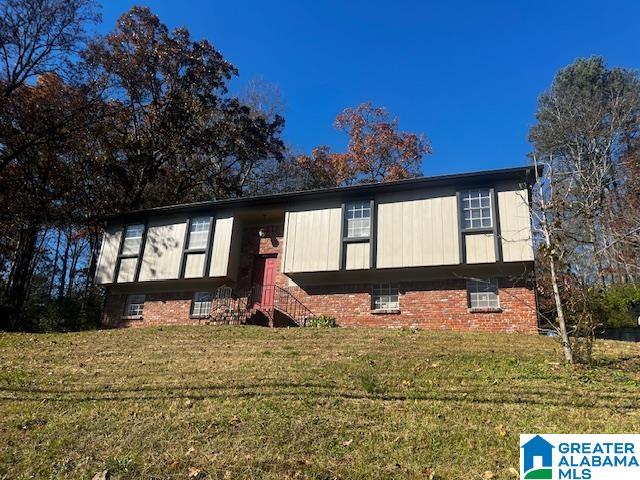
[{"left": 258, "top": 214, "right": 269, "bottom": 238}]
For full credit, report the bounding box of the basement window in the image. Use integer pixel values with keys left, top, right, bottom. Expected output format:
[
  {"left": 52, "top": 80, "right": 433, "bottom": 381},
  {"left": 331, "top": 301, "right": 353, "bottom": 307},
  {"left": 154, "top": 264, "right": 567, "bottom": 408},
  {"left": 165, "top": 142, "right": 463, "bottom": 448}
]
[
  {"left": 124, "top": 294, "right": 145, "bottom": 318},
  {"left": 467, "top": 278, "right": 500, "bottom": 310},
  {"left": 191, "top": 291, "right": 212, "bottom": 318},
  {"left": 372, "top": 283, "right": 400, "bottom": 312}
]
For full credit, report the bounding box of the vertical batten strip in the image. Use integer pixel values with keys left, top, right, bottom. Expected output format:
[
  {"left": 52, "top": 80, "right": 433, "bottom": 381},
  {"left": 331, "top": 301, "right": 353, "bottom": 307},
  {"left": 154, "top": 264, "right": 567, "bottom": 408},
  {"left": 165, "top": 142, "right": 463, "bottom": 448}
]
[
  {"left": 456, "top": 191, "right": 466, "bottom": 264},
  {"left": 369, "top": 198, "right": 377, "bottom": 269},
  {"left": 133, "top": 218, "right": 148, "bottom": 282},
  {"left": 490, "top": 187, "right": 503, "bottom": 262},
  {"left": 178, "top": 218, "right": 191, "bottom": 279},
  {"left": 203, "top": 215, "right": 215, "bottom": 278},
  {"left": 113, "top": 222, "right": 126, "bottom": 282},
  {"left": 338, "top": 202, "right": 346, "bottom": 270}
]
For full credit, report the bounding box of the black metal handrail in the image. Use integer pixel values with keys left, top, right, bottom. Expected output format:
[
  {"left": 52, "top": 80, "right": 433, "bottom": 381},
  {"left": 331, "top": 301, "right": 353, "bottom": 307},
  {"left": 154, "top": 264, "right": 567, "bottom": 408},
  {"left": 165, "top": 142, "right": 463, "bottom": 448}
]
[
  {"left": 209, "top": 285, "right": 248, "bottom": 325},
  {"left": 209, "top": 284, "right": 314, "bottom": 326},
  {"left": 248, "top": 284, "right": 314, "bottom": 327}
]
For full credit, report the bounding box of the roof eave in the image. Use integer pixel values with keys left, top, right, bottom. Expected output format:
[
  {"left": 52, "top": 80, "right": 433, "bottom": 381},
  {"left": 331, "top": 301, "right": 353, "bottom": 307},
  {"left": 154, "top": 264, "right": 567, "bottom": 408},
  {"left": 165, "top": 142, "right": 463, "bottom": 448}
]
[{"left": 101, "top": 165, "right": 540, "bottom": 223}]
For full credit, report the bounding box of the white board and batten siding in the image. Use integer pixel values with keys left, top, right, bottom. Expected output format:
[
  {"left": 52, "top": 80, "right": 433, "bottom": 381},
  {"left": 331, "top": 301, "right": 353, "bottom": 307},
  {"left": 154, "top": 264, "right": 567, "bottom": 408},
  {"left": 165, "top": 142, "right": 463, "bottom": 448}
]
[
  {"left": 209, "top": 214, "right": 234, "bottom": 277},
  {"left": 138, "top": 214, "right": 187, "bottom": 281},
  {"left": 282, "top": 183, "right": 533, "bottom": 273},
  {"left": 376, "top": 188, "right": 460, "bottom": 268},
  {"left": 460, "top": 183, "right": 533, "bottom": 264},
  {"left": 345, "top": 242, "right": 370, "bottom": 270},
  {"left": 282, "top": 202, "right": 342, "bottom": 273},
  {"left": 94, "top": 212, "right": 236, "bottom": 285},
  {"left": 497, "top": 185, "right": 534, "bottom": 262},
  {"left": 465, "top": 233, "right": 496, "bottom": 264},
  {"left": 96, "top": 180, "right": 535, "bottom": 283},
  {"left": 94, "top": 227, "right": 122, "bottom": 284}
]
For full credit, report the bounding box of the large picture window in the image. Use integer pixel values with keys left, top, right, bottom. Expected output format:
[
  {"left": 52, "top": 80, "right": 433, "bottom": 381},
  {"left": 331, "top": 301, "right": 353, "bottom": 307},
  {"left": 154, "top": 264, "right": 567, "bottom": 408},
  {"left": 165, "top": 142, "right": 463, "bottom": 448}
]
[
  {"left": 461, "top": 189, "right": 492, "bottom": 229},
  {"left": 372, "top": 283, "right": 400, "bottom": 311},
  {"left": 345, "top": 201, "right": 371, "bottom": 238},
  {"left": 467, "top": 278, "right": 500, "bottom": 309}
]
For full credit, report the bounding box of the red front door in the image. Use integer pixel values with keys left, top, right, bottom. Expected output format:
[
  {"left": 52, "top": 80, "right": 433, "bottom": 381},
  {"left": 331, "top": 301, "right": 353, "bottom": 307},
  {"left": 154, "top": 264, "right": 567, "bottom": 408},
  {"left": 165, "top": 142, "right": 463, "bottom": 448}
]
[{"left": 252, "top": 256, "right": 277, "bottom": 309}]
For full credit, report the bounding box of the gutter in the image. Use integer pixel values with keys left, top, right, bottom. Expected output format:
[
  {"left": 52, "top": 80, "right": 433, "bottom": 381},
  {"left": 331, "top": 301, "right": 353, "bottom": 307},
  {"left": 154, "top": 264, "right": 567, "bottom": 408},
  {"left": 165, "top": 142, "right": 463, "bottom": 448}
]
[{"left": 102, "top": 165, "right": 541, "bottom": 223}]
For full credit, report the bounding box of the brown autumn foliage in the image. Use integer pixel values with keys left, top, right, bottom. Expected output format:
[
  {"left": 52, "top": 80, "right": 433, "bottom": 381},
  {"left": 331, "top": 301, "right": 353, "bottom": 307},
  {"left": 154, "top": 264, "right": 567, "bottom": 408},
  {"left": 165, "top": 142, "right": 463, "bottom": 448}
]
[
  {"left": 0, "top": 73, "right": 102, "bottom": 328},
  {"left": 83, "top": 6, "right": 285, "bottom": 209},
  {"left": 297, "top": 102, "right": 431, "bottom": 188},
  {"left": 0, "top": 3, "right": 287, "bottom": 328}
]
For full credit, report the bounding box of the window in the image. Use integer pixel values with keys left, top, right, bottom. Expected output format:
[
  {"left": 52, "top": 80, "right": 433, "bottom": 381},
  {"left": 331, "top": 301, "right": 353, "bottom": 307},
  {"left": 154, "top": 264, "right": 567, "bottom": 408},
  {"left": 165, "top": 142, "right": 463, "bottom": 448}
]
[
  {"left": 345, "top": 200, "right": 371, "bottom": 238},
  {"left": 372, "top": 284, "right": 400, "bottom": 310},
  {"left": 191, "top": 291, "right": 212, "bottom": 317},
  {"left": 461, "top": 189, "right": 492, "bottom": 229},
  {"left": 122, "top": 224, "right": 144, "bottom": 255},
  {"left": 467, "top": 278, "right": 500, "bottom": 309},
  {"left": 187, "top": 217, "right": 211, "bottom": 250},
  {"left": 124, "top": 294, "right": 145, "bottom": 317}
]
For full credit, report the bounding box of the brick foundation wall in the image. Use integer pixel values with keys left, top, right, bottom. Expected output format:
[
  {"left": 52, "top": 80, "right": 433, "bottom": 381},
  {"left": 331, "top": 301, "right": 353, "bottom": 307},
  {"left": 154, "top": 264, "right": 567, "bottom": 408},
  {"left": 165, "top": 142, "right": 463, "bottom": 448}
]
[
  {"left": 101, "top": 222, "right": 538, "bottom": 333},
  {"left": 102, "top": 291, "right": 207, "bottom": 328},
  {"left": 102, "top": 281, "right": 537, "bottom": 333},
  {"left": 288, "top": 280, "right": 537, "bottom": 333}
]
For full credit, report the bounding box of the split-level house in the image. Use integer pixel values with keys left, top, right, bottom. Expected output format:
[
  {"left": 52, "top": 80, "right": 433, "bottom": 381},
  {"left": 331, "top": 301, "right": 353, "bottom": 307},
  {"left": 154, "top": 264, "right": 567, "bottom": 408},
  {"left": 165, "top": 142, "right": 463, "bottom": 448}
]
[{"left": 95, "top": 166, "right": 539, "bottom": 333}]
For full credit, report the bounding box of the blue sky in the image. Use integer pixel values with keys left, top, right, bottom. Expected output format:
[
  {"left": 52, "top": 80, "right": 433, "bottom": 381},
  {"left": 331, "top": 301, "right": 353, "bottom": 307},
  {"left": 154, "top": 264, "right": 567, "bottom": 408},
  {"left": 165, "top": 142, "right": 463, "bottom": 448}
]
[{"left": 98, "top": 1, "right": 640, "bottom": 176}]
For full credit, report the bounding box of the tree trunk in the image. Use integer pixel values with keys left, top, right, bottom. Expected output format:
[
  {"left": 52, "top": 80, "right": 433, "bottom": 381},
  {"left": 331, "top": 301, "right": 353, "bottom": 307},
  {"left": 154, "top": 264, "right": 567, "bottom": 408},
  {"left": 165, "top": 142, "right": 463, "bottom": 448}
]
[
  {"left": 535, "top": 156, "right": 574, "bottom": 364},
  {"left": 58, "top": 228, "right": 71, "bottom": 301},
  {"left": 85, "top": 229, "right": 100, "bottom": 294},
  {"left": 547, "top": 251, "right": 574, "bottom": 363},
  {"left": 5, "top": 223, "right": 39, "bottom": 330},
  {"left": 49, "top": 229, "right": 62, "bottom": 299},
  {"left": 67, "top": 237, "right": 81, "bottom": 297}
]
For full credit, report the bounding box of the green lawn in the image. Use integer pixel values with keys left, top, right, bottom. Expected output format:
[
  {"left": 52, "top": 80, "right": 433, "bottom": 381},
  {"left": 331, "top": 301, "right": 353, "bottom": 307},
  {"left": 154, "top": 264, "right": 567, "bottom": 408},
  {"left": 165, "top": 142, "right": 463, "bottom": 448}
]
[{"left": 1, "top": 326, "right": 639, "bottom": 479}]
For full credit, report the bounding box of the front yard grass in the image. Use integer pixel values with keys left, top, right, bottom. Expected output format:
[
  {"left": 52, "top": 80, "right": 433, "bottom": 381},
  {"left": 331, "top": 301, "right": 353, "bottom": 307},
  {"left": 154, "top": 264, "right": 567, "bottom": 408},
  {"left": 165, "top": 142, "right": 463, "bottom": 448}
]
[{"left": 1, "top": 326, "right": 639, "bottom": 479}]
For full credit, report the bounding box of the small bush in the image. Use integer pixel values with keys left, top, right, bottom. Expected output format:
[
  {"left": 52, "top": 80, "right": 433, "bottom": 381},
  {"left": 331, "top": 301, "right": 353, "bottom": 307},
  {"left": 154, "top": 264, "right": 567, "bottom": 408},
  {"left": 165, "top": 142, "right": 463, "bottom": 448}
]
[
  {"left": 306, "top": 315, "right": 337, "bottom": 328},
  {"left": 588, "top": 284, "right": 640, "bottom": 329},
  {"left": 22, "top": 294, "right": 103, "bottom": 332}
]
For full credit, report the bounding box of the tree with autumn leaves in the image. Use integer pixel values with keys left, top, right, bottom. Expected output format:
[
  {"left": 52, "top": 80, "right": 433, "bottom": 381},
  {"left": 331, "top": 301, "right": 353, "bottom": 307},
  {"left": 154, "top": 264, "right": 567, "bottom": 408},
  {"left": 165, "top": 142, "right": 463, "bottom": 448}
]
[
  {"left": 0, "top": 1, "right": 428, "bottom": 330},
  {"left": 297, "top": 103, "right": 431, "bottom": 188},
  {"left": 0, "top": 2, "right": 287, "bottom": 328}
]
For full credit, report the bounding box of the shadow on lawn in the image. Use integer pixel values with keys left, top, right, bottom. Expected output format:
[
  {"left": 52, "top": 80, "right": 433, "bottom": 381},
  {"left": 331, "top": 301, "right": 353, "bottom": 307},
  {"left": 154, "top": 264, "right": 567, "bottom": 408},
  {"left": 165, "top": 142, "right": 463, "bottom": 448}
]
[
  {"left": 591, "top": 354, "right": 640, "bottom": 371},
  {"left": 0, "top": 381, "right": 637, "bottom": 410}
]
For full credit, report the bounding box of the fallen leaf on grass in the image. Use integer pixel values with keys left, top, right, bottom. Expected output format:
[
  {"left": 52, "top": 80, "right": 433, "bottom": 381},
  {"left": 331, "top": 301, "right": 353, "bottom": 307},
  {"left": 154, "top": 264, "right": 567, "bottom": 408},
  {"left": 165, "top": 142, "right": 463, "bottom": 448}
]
[
  {"left": 188, "top": 466, "right": 208, "bottom": 479},
  {"left": 422, "top": 468, "right": 436, "bottom": 479},
  {"left": 483, "top": 471, "right": 495, "bottom": 480},
  {"left": 508, "top": 466, "right": 519, "bottom": 477},
  {"left": 91, "top": 470, "right": 109, "bottom": 480},
  {"left": 496, "top": 424, "right": 507, "bottom": 437},
  {"left": 342, "top": 439, "right": 353, "bottom": 447}
]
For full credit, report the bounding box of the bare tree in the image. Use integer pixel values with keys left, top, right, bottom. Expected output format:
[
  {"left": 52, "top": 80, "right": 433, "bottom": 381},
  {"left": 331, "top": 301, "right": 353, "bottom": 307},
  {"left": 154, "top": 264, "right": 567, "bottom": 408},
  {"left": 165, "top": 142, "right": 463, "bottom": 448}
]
[
  {"left": 0, "top": 0, "right": 99, "bottom": 96},
  {"left": 530, "top": 156, "right": 573, "bottom": 363},
  {"left": 240, "top": 75, "right": 286, "bottom": 123},
  {"left": 529, "top": 56, "right": 640, "bottom": 287}
]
